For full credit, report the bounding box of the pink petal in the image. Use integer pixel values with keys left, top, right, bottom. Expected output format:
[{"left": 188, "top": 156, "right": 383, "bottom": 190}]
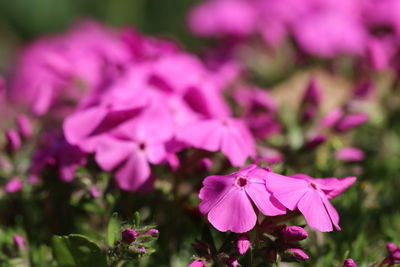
[
  {"left": 265, "top": 172, "right": 309, "bottom": 210},
  {"left": 298, "top": 190, "right": 332, "bottom": 232},
  {"left": 316, "top": 177, "right": 356, "bottom": 199},
  {"left": 179, "top": 120, "right": 223, "bottom": 152},
  {"left": 63, "top": 107, "right": 107, "bottom": 146},
  {"left": 246, "top": 182, "right": 286, "bottom": 216},
  {"left": 320, "top": 192, "right": 341, "bottom": 230},
  {"left": 208, "top": 189, "right": 257, "bottom": 233},
  {"left": 95, "top": 137, "right": 134, "bottom": 171},
  {"left": 145, "top": 143, "right": 167, "bottom": 164},
  {"left": 199, "top": 175, "right": 235, "bottom": 214},
  {"left": 115, "top": 151, "right": 151, "bottom": 192}
]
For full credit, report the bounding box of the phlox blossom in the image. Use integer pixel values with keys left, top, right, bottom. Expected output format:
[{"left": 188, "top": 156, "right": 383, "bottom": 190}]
[
  {"left": 199, "top": 164, "right": 286, "bottom": 233},
  {"left": 265, "top": 173, "right": 356, "bottom": 232}
]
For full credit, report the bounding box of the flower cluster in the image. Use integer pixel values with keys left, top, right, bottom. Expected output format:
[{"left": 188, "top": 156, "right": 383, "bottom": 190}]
[
  {"left": 199, "top": 164, "right": 356, "bottom": 233},
  {"left": 188, "top": 0, "right": 400, "bottom": 67}
]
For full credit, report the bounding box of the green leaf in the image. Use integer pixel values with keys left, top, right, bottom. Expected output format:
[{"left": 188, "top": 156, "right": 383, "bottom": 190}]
[
  {"left": 107, "top": 213, "right": 119, "bottom": 247},
  {"left": 51, "top": 234, "right": 107, "bottom": 267},
  {"left": 133, "top": 212, "right": 140, "bottom": 226}
]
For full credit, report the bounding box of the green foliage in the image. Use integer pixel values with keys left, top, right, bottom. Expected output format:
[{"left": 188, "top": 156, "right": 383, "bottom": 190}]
[{"left": 51, "top": 234, "right": 108, "bottom": 267}]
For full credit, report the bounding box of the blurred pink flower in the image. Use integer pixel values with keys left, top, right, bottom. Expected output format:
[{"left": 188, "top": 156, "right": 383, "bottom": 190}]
[
  {"left": 334, "top": 113, "right": 369, "bottom": 133},
  {"left": 188, "top": 0, "right": 256, "bottom": 37},
  {"left": 5, "top": 129, "right": 21, "bottom": 153},
  {"left": 336, "top": 147, "right": 365, "bottom": 162},
  {"left": 199, "top": 164, "right": 286, "bottom": 233},
  {"left": 178, "top": 117, "right": 255, "bottom": 167},
  {"left": 5, "top": 178, "right": 23, "bottom": 193},
  {"left": 13, "top": 234, "right": 26, "bottom": 250},
  {"left": 265, "top": 173, "right": 356, "bottom": 232},
  {"left": 16, "top": 114, "right": 33, "bottom": 140}
]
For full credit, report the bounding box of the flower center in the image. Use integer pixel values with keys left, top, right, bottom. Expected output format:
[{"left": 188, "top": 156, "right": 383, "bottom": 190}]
[
  {"left": 235, "top": 176, "right": 248, "bottom": 187},
  {"left": 310, "top": 182, "right": 318, "bottom": 189},
  {"left": 139, "top": 142, "right": 146, "bottom": 151}
]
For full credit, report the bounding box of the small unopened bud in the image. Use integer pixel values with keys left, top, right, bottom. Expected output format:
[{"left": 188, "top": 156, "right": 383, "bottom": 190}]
[
  {"left": 237, "top": 235, "right": 250, "bottom": 255},
  {"left": 280, "top": 226, "right": 308, "bottom": 241},
  {"left": 334, "top": 113, "right": 369, "bottom": 133},
  {"left": 335, "top": 147, "right": 365, "bottom": 162},
  {"left": 387, "top": 243, "right": 397, "bottom": 253},
  {"left": 145, "top": 229, "right": 159, "bottom": 236},
  {"left": 16, "top": 114, "right": 32, "bottom": 140},
  {"left": 136, "top": 247, "right": 146, "bottom": 253},
  {"left": 5, "top": 129, "right": 21, "bottom": 153},
  {"left": 13, "top": 234, "right": 26, "bottom": 250},
  {"left": 287, "top": 248, "right": 309, "bottom": 261},
  {"left": 343, "top": 258, "right": 358, "bottom": 267},
  {"left": 303, "top": 79, "right": 321, "bottom": 106},
  {"left": 89, "top": 186, "right": 100, "bottom": 198},
  {"left": 121, "top": 228, "right": 137, "bottom": 244},
  {"left": 198, "top": 158, "right": 213, "bottom": 172},
  {"left": 306, "top": 134, "right": 327, "bottom": 149},
  {"left": 5, "top": 178, "right": 23, "bottom": 193}
]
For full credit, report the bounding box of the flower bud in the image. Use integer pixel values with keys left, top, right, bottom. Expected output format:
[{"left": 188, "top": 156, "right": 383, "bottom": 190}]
[
  {"left": 334, "top": 113, "right": 369, "bottom": 133},
  {"left": 198, "top": 158, "right": 213, "bottom": 172},
  {"left": 287, "top": 248, "right": 309, "bottom": 261},
  {"left": 5, "top": 129, "right": 21, "bottom": 153},
  {"left": 89, "top": 186, "right": 100, "bottom": 198},
  {"left": 16, "top": 114, "right": 33, "bottom": 140},
  {"left": 303, "top": 79, "right": 321, "bottom": 106},
  {"left": 281, "top": 226, "right": 308, "bottom": 241},
  {"left": 145, "top": 229, "right": 159, "bottom": 236},
  {"left": 5, "top": 178, "right": 23, "bottom": 193},
  {"left": 13, "top": 234, "right": 26, "bottom": 250},
  {"left": 335, "top": 147, "right": 365, "bottom": 162},
  {"left": 121, "top": 228, "right": 137, "bottom": 244},
  {"left": 306, "top": 134, "right": 327, "bottom": 149},
  {"left": 343, "top": 258, "right": 357, "bottom": 267},
  {"left": 237, "top": 235, "right": 250, "bottom": 255}
]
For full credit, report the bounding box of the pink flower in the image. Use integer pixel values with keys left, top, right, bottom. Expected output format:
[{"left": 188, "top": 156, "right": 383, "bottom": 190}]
[
  {"left": 237, "top": 235, "right": 251, "bottom": 255},
  {"left": 5, "top": 178, "right": 23, "bottom": 193},
  {"left": 336, "top": 147, "right": 365, "bottom": 162},
  {"left": 89, "top": 186, "right": 100, "bottom": 198},
  {"left": 13, "top": 234, "right": 26, "bottom": 250},
  {"left": 179, "top": 117, "right": 255, "bottom": 167},
  {"left": 188, "top": 259, "right": 206, "bottom": 267},
  {"left": 265, "top": 173, "right": 356, "bottom": 232},
  {"left": 199, "top": 165, "right": 286, "bottom": 233}
]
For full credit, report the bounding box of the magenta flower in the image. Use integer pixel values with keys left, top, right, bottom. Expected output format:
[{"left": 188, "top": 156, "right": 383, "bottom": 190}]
[
  {"left": 179, "top": 117, "right": 255, "bottom": 167},
  {"left": 265, "top": 173, "right": 356, "bottom": 232},
  {"left": 199, "top": 165, "right": 286, "bottom": 233},
  {"left": 13, "top": 234, "right": 26, "bottom": 250},
  {"left": 188, "top": 259, "right": 206, "bottom": 267},
  {"left": 237, "top": 235, "right": 251, "bottom": 255},
  {"left": 336, "top": 147, "right": 365, "bottom": 162},
  {"left": 343, "top": 258, "right": 358, "bottom": 267},
  {"left": 381, "top": 243, "right": 400, "bottom": 266},
  {"left": 5, "top": 178, "right": 23, "bottom": 193}
]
